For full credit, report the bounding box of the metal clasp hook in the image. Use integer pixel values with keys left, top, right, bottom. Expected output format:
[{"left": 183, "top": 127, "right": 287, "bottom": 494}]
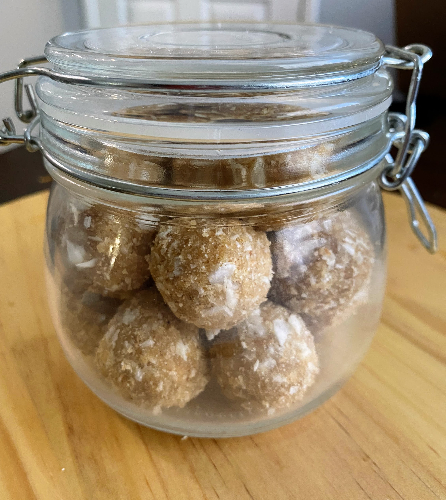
[
  {"left": 15, "top": 56, "right": 47, "bottom": 123},
  {"left": 383, "top": 44, "right": 432, "bottom": 178}
]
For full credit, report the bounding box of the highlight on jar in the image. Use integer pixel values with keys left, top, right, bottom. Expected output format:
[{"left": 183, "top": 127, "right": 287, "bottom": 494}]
[{"left": 0, "top": 22, "right": 437, "bottom": 437}]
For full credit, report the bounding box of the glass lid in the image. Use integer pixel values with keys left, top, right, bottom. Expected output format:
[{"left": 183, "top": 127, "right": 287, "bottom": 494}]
[{"left": 45, "top": 23, "right": 385, "bottom": 88}]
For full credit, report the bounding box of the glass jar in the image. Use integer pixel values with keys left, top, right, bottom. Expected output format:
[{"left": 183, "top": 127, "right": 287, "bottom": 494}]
[{"left": 0, "top": 24, "right": 437, "bottom": 437}]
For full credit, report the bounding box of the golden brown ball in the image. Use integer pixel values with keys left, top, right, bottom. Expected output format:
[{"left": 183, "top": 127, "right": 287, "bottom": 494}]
[
  {"left": 171, "top": 143, "right": 333, "bottom": 190},
  {"left": 96, "top": 289, "right": 209, "bottom": 412},
  {"left": 269, "top": 210, "right": 374, "bottom": 330},
  {"left": 210, "top": 301, "right": 319, "bottom": 413},
  {"left": 59, "top": 202, "right": 156, "bottom": 298},
  {"left": 149, "top": 220, "right": 273, "bottom": 332},
  {"left": 59, "top": 286, "right": 121, "bottom": 355}
]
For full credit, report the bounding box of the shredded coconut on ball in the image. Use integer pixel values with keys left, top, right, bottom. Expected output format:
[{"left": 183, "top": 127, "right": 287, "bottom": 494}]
[
  {"left": 269, "top": 210, "right": 374, "bottom": 331},
  {"left": 149, "top": 220, "right": 273, "bottom": 332},
  {"left": 210, "top": 301, "right": 319, "bottom": 413},
  {"left": 96, "top": 289, "right": 209, "bottom": 411},
  {"left": 59, "top": 203, "right": 156, "bottom": 298}
]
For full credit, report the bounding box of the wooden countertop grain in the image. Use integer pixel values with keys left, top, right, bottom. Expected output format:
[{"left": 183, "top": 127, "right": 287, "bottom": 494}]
[{"left": 0, "top": 191, "right": 444, "bottom": 500}]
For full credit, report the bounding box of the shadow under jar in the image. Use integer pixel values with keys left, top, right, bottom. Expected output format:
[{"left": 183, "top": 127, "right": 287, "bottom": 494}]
[{"left": 32, "top": 23, "right": 434, "bottom": 437}]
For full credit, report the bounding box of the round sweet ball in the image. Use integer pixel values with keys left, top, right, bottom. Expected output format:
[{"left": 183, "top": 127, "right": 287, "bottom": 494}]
[
  {"left": 60, "top": 286, "right": 122, "bottom": 355},
  {"left": 95, "top": 288, "right": 209, "bottom": 411},
  {"left": 210, "top": 301, "right": 319, "bottom": 413},
  {"left": 52, "top": 199, "right": 94, "bottom": 295},
  {"left": 269, "top": 210, "right": 374, "bottom": 331},
  {"left": 149, "top": 220, "right": 273, "bottom": 332},
  {"left": 78, "top": 139, "right": 170, "bottom": 185},
  {"left": 59, "top": 202, "right": 156, "bottom": 298}
]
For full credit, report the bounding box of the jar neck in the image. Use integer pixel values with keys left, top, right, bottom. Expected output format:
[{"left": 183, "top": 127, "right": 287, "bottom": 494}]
[{"left": 36, "top": 69, "right": 392, "bottom": 150}]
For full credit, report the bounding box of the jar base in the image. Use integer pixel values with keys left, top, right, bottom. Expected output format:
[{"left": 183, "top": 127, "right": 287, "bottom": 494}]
[
  {"left": 99, "top": 378, "right": 351, "bottom": 438},
  {"left": 60, "top": 332, "right": 363, "bottom": 438}
]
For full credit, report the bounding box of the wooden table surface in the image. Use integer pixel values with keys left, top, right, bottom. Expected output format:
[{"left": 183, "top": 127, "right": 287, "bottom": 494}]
[{"left": 0, "top": 191, "right": 444, "bottom": 500}]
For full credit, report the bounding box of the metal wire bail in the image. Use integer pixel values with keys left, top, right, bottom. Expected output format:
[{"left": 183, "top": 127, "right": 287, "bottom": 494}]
[
  {"left": 401, "top": 177, "right": 438, "bottom": 253},
  {"left": 15, "top": 56, "right": 47, "bottom": 123},
  {"left": 381, "top": 45, "right": 437, "bottom": 253},
  {"left": 0, "top": 44, "right": 438, "bottom": 253},
  {"left": 383, "top": 44, "right": 432, "bottom": 178}
]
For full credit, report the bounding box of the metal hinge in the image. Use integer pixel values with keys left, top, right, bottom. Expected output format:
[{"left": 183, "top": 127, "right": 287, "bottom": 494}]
[{"left": 0, "top": 55, "right": 46, "bottom": 151}]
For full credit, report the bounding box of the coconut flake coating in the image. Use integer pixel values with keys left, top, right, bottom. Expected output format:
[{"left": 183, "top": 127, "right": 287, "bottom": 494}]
[
  {"left": 95, "top": 289, "right": 209, "bottom": 411},
  {"left": 60, "top": 286, "right": 122, "bottom": 355},
  {"left": 210, "top": 301, "right": 319, "bottom": 412},
  {"left": 269, "top": 210, "right": 374, "bottom": 330},
  {"left": 59, "top": 203, "right": 156, "bottom": 297},
  {"left": 149, "top": 220, "right": 273, "bottom": 331}
]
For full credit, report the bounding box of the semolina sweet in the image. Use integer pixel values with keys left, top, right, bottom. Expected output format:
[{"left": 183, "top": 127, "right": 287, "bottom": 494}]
[
  {"left": 210, "top": 301, "right": 319, "bottom": 413},
  {"left": 59, "top": 286, "right": 121, "bottom": 355},
  {"left": 149, "top": 220, "right": 273, "bottom": 332},
  {"left": 269, "top": 210, "right": 374, "bottom": 330},
  {"left": 59, "top": 202, "right": 156, "bottom": 298},
  {"left": 96, "top": 289, "right": 209, "bottom": 412},
  {"left": 171, "top": 142, "right": 333, "bottom": 189}
]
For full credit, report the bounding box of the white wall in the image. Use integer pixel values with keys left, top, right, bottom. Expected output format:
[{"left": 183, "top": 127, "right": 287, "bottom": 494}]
[
  {"left": 80, "top": 0, "right": 396, "bottom": 43},
  {"left": 0, "top": 0, "right": 81, "bottom": 152},
  {"left": 319, "top": 0, "right": 396, "bottom": 45}
]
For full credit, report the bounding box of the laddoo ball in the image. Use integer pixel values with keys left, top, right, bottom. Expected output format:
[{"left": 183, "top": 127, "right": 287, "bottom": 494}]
[
  {"left": 210, "top": 301, "right": 319, "bottom": 413},
  {"left": 149, "top": 220, "right": 273, "bottom": 332},
  {"left": 269, "top": 210, "right": 374, "bottom": 330},
  {"left": 96, "top": 289, "right": 209, "bottom": 411},
  {"left": 58, "top": 202, "right": 156, "bottom": 298},
  {"left": 171, "top": 142, "right": 333, "bottom": 190},
  {"left": 59, "top": 286, "right": 121, "bottom": 355},
  {"left": 171, "top": 157, "right": 265, "bottom": 189},
  {"left": 102, "top": 146, "right": 170, "bottom": 185},
  {"left": 262, "top": 142, "right": 334, "bottom": 185}
]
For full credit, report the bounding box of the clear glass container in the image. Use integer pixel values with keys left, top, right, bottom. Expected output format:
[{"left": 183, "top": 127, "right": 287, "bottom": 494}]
[
  {"left": 34, "top": 23, "right": 410, "bottom": 436},
  {"left": 45, "top": 175, "right": 386, "bottom": 436}
]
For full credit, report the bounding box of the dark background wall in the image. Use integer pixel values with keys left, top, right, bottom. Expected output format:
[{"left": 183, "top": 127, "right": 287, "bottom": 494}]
[{"left": 393, "top": 0, "right": 446, "bottom": 207}]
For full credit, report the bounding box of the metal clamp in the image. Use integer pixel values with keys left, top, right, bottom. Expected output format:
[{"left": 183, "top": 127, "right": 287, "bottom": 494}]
[
  {"left": 383, "top": 44, "right": 432, "bottom": 178},
  {"left": 400, "top": 177, "right": 437, "bottom": 253},
  {"left": 0, "top": 46, "right": 439, "bottom": 253},
  {"left": 0, "top": 115, "right": 40, "bottom": 152},
  {"left": 380, "top": 113, "right": 430, "bottom": 191},
  {"left": 379, "top": 45, "right": 437, "bottom": 253},
  {"left": 15, "top": 56, "right": 47, "bottom": 123}
]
